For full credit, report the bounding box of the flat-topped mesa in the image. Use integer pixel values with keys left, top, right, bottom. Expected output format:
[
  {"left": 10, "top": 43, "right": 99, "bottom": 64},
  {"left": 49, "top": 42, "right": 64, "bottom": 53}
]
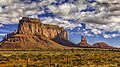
[{"left": 0, "top": 17, "right": 76, "bottom": 49}]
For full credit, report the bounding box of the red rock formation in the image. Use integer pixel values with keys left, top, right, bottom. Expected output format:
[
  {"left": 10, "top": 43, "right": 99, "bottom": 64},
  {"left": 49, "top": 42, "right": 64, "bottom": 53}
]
[
  {"left": 92, "top": 42, "right": 113, "bottom": 48},
  {"left": 18, "top": 17, "right": 67, "bottom": 39},
  {"left": 78, "top": 36, "right": 91, "bottom": 47},
  {"left": 0, "top": 17, "right": 76, "bottom": 49}
]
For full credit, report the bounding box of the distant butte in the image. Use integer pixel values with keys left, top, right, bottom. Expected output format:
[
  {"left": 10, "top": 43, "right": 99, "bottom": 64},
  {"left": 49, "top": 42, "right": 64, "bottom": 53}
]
[
  {"left": 92, "top": 42, "right": 114, "bottom": 48},
  {"left": 78, "top": 36, "right": 91, "bottom": 47},
  {"left": 77, "top": 36, "right": 115, "bottom": 48}
]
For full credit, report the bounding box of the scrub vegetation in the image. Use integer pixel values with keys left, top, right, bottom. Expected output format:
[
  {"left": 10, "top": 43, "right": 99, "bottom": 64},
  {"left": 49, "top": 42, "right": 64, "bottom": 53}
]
[{"left": 0, "top": 48, "right": 120, "bottom": 67}]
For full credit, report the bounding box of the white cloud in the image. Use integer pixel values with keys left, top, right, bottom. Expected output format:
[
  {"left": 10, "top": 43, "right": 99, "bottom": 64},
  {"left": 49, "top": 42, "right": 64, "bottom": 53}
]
[
  {"left": 91, "top": 29, "right": 102, "bottom": 35},
  {"left": 48, "top": 5, "right": 59, "bottom": 14},
  {"left": 0, "top": 1, "right": 42, "bottom": 24},
  {"left": 59, "top": 3, "right": 77, "bottom": 15},
  {"left": 0, "top": 0, "right": 15, "bottom": 6},
  {"left": 75, "top": 0, "right": 120, "bottom": 38},
  {"left": 0, "top": 0, "right": 119, "bottom": 38},
  {"left": 41, "top": 17, "right": 81, "bottom": 29},
  {"left": 103, "top": 34, "right": 111, "bottom": 38},
  {"left": 111, "top": 34, "right": 120, "bottom": 37},
  {"left": 0, "top": 0, "right": 87, "bottom": 25},
  {"left": 48, "top": 0, "right": 87, "bottom": 20},
  {"left": 0, "top": 34, "right": 6, "bottom": 36},
  {"left": 83, "top": 31, "right": 94, "bottom": 36},
  {"left": 103, "top": 34, "right": 120, "bottom": 38},
  {"left": 97, "top": 0, "right": 120, "bottom": 3},
  {"left": 0, "top": 23, "right": 3, "bottom": 27}
]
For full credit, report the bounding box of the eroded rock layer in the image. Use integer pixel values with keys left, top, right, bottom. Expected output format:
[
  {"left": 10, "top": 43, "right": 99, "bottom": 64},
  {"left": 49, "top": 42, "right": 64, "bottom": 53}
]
[{"left": 18, "top": 17, "right": 67, "bottom": 39}]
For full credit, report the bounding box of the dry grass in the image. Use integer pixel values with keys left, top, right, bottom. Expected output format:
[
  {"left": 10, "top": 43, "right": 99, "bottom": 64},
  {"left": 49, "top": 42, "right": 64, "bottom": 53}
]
[{"left": 0, "top": 49, "right": 120, "bottom": 67}]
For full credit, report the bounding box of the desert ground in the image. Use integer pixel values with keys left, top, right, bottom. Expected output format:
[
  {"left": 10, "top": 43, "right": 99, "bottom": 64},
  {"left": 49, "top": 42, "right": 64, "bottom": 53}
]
[{"left": 0, "top": 48, "right": 120, "bottom": 67}]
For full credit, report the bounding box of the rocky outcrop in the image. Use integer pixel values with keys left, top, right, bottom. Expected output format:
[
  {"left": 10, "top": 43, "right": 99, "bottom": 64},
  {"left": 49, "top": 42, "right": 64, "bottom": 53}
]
[
  {"left": 18, "top": 17, "right": 67, "bottom": 39},
  {"left": 0, "top": 17, "right": 75, "bottom": 49},
  {"left": 92, "top": 42, "right": 113, "bottom": 48},
  {"left": 78, "top": 36, "right": 91, "bottom": 47}
]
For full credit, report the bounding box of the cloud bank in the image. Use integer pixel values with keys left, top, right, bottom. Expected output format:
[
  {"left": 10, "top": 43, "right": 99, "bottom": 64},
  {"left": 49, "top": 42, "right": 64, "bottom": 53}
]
[{"left": 0, "top": 0, "right": 120, "bottom": 38}]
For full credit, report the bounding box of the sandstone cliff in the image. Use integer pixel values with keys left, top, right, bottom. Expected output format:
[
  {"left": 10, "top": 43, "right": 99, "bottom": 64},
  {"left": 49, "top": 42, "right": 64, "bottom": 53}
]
[
  {"left": 0, "top": 17, "right": 76, "bottom": 49},
  {"left": 18, "top": 17, "right": 67, "bottom": 39}
]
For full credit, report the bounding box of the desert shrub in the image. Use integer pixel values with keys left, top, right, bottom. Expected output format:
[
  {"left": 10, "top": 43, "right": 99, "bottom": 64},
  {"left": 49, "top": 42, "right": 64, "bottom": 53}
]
[
  {"left": 41, "top": 63, "right": 49, "bottom": 67},
  {"left": 74, "top": 54, "right": 81, "bottom": 57},
  {"left": 20, "top": 53, "right": 28, "bottom": 60},
  {"left": 4, "top": 56, "right": 12, "bottom": 62},
  {"left": 28, "top": 53, "right": 35, "bottom": 58},
  {"left": 0, "top": 54, "right": 5, "bottom": 61},
  {"left": 9, "top": 54, "right": 17, "bottom": 59},
  {"left": 36, "top": 54, "right": 45, "bottom": 60},
  {"left": 13, "top": 64, "right": 23, "bottom": 67},
  {"left": 27, "top": 63, "right": 39, "bottom": 67},
  {"left": 33, "top": 57, "right": 39, "bottom": 61}
]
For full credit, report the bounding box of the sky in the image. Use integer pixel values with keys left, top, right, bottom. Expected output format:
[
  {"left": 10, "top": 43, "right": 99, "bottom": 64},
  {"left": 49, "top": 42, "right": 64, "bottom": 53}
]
[{"left": 0, "top": 0, "right": 120, "bottom": 47}]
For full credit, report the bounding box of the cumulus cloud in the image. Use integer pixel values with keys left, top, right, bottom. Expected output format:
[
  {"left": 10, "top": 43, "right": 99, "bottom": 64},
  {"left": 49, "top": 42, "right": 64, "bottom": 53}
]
[
  {"left": 91, "top": 29, "right": 102, "bottom": 35},
  {"left": 97, "top": 0, "right": 120, "bottom": 3},
  {"left": 48, "top": 0, "right": 88, "bottom": 20},
  {"left": 0, "top": 0, "right": 52, "bottom": 24},
  {"left": 83, "top": 31, "right": 94, "bottom": 36},
  {"left": 0, "top": 0, "right": 87, "bottom": 24},
  {"left": 48, "top": 3, "right": 79, "bottom": 16},
  {"left": 76, "top": 0, "right": 120, "bottom": 38},
  {"left": 0, "top": 0, "right": 120, "bottom": 38},
  {"left": 0, "top": 34, "right": 5, "bottom": 36},
  {"left": 90, "top": 0, "right": 120, "bottom": 29},
  {"left": 0, "top": 0, "right": 17, "bottom": 6},
  {"left": 0, "top": 0, "right": 32, "bottom": 6},
  {"left": 41, "top": 17, "right": 82, "bottom": 29},
  {"left": 103, "top": 34, "right": 120, "bottom": 38},
  {"left": 103, "top": 34, "right": 111, "bottom": 38},
  {"left": 0, "top": 23, "right": 3, "bottom": 27}
]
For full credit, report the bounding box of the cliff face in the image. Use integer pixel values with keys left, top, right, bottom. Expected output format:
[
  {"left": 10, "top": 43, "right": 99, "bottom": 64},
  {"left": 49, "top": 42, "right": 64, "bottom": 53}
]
[
  {"left": 78, "top": 36, "right": 91, "bottom": 47},
  {"left": 0, "top": 17, "right": 75, "bottom": 49},
  {"left": 18, "top": 17, "right": 67, "bottom": 39}
]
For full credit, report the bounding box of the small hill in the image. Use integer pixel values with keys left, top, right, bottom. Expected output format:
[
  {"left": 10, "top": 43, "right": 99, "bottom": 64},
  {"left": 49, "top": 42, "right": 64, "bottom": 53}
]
[{"left": 92, "top": 42, "right": 113, "bottom": 48}]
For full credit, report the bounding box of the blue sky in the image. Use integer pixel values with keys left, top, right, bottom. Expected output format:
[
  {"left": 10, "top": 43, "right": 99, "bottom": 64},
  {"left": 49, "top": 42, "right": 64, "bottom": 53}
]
[{"left": 0, "top": 0, "right": 120, "bottom": 47}]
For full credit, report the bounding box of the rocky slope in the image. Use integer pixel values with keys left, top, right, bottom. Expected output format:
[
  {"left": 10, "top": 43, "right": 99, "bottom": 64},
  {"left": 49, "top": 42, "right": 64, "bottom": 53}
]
[
  {"left": 0, "top": 17, "right": 76, "bottom": 49},
  {"left": 92, "top": 42, "right": 113, "bottom": 48},
  {"left": 1, "top": 34, "right": 67, "bottom": 49},
  {"left": 77, "top": 36, "right": 91, "bottom": 47}
]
